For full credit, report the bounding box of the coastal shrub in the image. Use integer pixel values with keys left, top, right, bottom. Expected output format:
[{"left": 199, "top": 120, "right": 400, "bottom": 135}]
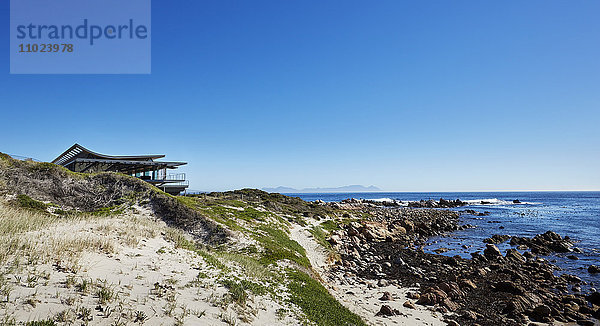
[
  {"left": 287, "top": 269, "right": 366, "bottom": 326},
  {"left": 221, "top": 279, "right": 249, "bottom": 305},
  {"left": 16, "top": 194, "right": 47, "bottom": 211},
  {"left": 221, "top": 278, "right": 267, "bottom": 306},
  {"left": 320, "top": 220, "right": 341, "bottom": 232},
  {"left": 96, "top": 284, "right": 115, "bottom": 304}
]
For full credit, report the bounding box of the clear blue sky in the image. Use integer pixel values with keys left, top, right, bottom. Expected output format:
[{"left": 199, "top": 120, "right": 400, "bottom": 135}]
[{"left": 1, "top": 1, "right": 599, "bottom": 191}]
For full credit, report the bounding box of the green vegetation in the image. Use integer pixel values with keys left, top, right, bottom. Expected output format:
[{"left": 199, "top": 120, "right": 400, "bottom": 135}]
[
  {"left": 177, "top": 197, "right": 248, "bottom": 232},
  {"left": 0, "top": 153, "right": 12, "bottom": 162},
  {"left": 320, "top": 220, "right": 341, "bottom": 232},
  {"left": 75, "top": 279, "right": 90, "bottom": 294},
  {"left": 220, "top": 279, "right": 267, "bottom": 305},
  {"left": 187, "top": 189, "right": 336, "bottom": 221},
  {"left": 255, "top": 225, "right": 309, "bottom": 268},
  {"left": 196, "top": 248, "right": 228, "bottom": 271},
  {"left": 174, "top": 191, "right": 366, "bottom": 325},
  {"left": 96, "top": 282, "right": 115, "bottom": 304},
  {"left": 287, "top": 270, "right": 366, "bottom": 326},
  {"left": 27, "top": 162, "right": 61, "bottom": 173},
  {"left": 309, "top": 225, "right": 332, "bottom": 250},
  {"left": 16, "top": 194, "right": 47, "bottom": 211},
  {"left": 237, "top": 207, "right": 268, "bottom": 222}
]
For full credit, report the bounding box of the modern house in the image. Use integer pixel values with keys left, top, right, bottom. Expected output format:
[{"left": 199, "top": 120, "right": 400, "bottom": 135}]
[{"left": 52, "top": 144, "right": 189, "bottom": 195}]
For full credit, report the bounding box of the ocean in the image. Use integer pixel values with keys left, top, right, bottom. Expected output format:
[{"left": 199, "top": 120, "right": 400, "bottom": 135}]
[{"left": 287, "top": 191, "right": 600, "bottom": 288}]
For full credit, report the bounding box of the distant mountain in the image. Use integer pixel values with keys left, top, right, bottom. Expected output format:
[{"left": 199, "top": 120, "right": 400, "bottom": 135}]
[
  {"left": 262, "top": 186, "right": 299, "bottom": 193},
  {"left": 263, "top": 185, "right": 381, "bottom": 193}
]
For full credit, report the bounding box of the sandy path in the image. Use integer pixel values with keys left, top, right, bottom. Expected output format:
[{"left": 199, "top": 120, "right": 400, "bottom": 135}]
[{"left": 289, "top": 220, "right": 445, "bottom": 326}]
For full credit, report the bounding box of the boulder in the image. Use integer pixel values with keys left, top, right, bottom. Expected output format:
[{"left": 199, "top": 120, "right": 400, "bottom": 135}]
[
  {"left": 586, "top": 292, "right": 600, "bottom": 305},
  {"left": 493, "top": 281, "right": 525, "bottom": 295},
  {"left": 503, "top": 292, "right": 543, "bottom": 316},
  {"left": 375, "top": 304, "right": 399, "bottom": 316},
  {"left": 462, "top": 310, "right": 478, "bottom": 320},
  {"left": 438, "top": 282, "right": 464, "bottom": 299},
  {"left": 417, "top": 287, "right": 448, "bottom": 306},
  {"left": 505, "top": 249, "right": 526, "bottom": 263},
  {"left": 403, "top": 300, "right": 416, "bottom": 309},
  {"left": 484, "top": 234, "right": 511, "bottom": 244},
  {"left": 531, "top": 305, "right": 551, "bottom": 321},
  {"left": 587, "top": 265, "right": 600, "bottom": 274},
  {"left": 443, "top": 298, "right": 459, "bottom": 311},
  {"left": 484, "top": 244, "right": 502, "bottom": 259},
  {"left": 379, "top": 291, "right": 393, "bottom": 301}
]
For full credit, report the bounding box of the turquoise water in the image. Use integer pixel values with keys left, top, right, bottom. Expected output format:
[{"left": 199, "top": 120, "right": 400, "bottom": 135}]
[{"left": 288, "top": 191, "right": 600, "bottom": 287}]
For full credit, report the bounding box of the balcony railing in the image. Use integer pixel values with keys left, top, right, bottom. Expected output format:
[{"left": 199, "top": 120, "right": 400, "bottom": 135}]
[
  {"left": 139, "top": 173, "right": 186, "bottom": 182},
  {"left": 163, "top": 173, "right": 186, "bottom": 181}
]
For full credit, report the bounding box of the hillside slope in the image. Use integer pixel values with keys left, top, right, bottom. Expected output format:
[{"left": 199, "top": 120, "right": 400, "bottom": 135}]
[
  {"left": 0, "top": 154, "right": 229, "bottom": 244},
  {"left": 0, "top": 154, "right": 377, "bottom": 326}
]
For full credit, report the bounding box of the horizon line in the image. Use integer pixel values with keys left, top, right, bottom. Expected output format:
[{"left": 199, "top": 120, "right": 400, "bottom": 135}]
[{"left": 188, "top": 189, "right": 600, "bottom": 194}]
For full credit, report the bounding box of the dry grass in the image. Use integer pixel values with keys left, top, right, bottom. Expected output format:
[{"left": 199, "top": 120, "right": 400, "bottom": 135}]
[{"left": 0, "top": 202, "right": 165, "bottom": 271}]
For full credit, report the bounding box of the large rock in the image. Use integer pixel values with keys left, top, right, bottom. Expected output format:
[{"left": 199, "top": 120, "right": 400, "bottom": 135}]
[
  {"left": 530, "top": 304, "right": 552, "bottom": 322},
  {"left": 417, "top": 287, "right": 448, "bottom": 306},
  {"left": 484, "top": 244, "right": 502, "bottom": 259},
  {"left": 503, "top": 292, "right": 543, "bottom": 316},
  {"left": 588, "top": 265, "right": 600, "bottom": 274},
  {"left": 505, "top": 249, "right": 526, "bottom": 263},
  {"left": 484, "top": 234, "right": 511, "bottom": 244},
  {"left": 375, "top": 304, "right": 399, "bottom": 316},
  {"left": 493, "top": 281, "right": 525, "bottom": 295},
  {"left": 586, "top": 292, "right": 600, "bottom": 305},
  {"left": 443, "top": 298, "right": 459, "bottom": 311},
  {"left": 379, "top": 291, "right": 393, "bottom": 301},
  {"left": 403, "top": 300, "right": 416, "bottom": 309},
  {"left": 438, "top": 282, "right": 464, "bottom": 299},
  {"left": 509, "top": 231, "right": 573, "bottom": 255}
]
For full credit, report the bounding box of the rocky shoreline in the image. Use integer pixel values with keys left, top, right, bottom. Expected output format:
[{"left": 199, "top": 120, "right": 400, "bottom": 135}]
[{"left": 323, "top": 199, "right": 600, "bottom": 326}]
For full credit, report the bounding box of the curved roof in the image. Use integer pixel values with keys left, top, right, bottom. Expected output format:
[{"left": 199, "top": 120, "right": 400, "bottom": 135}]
[{"left": 52, "top": 143, "right": 165, "bottom": 166}]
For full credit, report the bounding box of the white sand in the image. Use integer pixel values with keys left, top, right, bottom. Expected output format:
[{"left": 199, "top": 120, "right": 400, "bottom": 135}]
[{"left": 0, "top": 209, "right": 300, "bottom": 325}]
